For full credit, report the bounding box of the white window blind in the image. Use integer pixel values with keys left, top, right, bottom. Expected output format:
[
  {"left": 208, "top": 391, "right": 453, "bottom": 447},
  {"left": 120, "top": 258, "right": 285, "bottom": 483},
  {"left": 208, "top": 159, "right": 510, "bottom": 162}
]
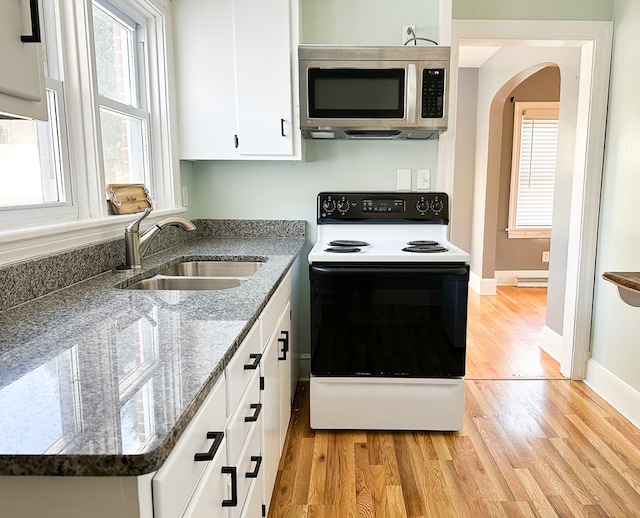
[{"left": 508, "top": 102, "right": 559, "bottom": 239}]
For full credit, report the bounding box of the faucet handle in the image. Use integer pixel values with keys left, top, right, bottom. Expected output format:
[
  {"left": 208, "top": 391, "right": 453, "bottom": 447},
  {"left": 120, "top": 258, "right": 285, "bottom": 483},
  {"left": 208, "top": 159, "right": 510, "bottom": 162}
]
[{"left": 125, "top": 208, "right": 151, "bottom": 233}]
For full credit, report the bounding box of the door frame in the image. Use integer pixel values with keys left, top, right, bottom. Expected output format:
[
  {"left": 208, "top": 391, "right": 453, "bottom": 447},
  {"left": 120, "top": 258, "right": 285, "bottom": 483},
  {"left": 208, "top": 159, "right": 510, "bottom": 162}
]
[{"left": 438, "top": 20, "right": 613, "bottom": 379}]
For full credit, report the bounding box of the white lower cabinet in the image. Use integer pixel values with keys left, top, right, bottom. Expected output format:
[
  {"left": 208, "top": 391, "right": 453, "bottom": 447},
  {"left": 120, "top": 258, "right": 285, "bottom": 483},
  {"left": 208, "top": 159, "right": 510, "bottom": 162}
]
[
  {"left": 153, "top": 274, "right": 292, "bottom": 518},
  {"left": 260, "top": 272, "right": 294, "bottom": 514}
]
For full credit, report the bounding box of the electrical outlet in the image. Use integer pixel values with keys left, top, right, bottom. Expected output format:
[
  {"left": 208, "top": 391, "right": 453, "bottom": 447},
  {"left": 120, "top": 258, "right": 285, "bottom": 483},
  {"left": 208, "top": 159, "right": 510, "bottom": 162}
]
[
  {"left": 402, "top": 25, "right": 416, "bottom": 45},
  {"left": 397, "top": 169, "right": 412, "bottom": 192},
  {"left": 542, "top": 251, "right": 550, "bottom": 263},
  {"left": 182, "top": 186, "right": 189, "bottom": 207},
  {"left": 417, "top": 169, "right": 430, "bottom": 191}
]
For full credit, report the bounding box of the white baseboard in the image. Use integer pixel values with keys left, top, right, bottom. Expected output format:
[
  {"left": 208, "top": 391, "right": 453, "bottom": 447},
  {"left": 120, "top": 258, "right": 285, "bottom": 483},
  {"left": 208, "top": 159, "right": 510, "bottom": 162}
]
[
  {"left": 469, "top": 271, "right": 497, "bottom": 295},
  {"left": 539, "top": 325, "right": 562, "bottom": 362},
  {"left": 495, "top": 270, "right": 549, "bottom": 287},
  {"left": 584, "top": 359, "right": 640, "bottom": 430}
]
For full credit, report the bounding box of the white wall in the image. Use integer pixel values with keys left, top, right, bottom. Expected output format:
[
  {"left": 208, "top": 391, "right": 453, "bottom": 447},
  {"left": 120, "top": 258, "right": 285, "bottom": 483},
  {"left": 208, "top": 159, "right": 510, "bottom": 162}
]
[
  {"left": 450, "top": 68, "right": 477, "bottom": 253},
  {"left": 590, "top": 0, "right": 640, "bottom": 394}
]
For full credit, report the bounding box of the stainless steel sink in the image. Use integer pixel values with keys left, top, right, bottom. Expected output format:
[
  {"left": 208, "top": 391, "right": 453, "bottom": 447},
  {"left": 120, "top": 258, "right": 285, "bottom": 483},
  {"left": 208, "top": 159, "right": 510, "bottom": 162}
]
[
  {"left": 158, "top": 261, "right": 262, "bottom": 277},
  {"left": 127, "top": 276, "right": 246, "bottom": 291}
]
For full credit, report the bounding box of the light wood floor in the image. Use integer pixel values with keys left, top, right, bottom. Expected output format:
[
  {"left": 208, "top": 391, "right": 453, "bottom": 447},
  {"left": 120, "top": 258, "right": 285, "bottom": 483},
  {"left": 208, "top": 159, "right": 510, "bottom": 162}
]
[{"left": 268, "top": 287, "right": 640, "bottom": 517}]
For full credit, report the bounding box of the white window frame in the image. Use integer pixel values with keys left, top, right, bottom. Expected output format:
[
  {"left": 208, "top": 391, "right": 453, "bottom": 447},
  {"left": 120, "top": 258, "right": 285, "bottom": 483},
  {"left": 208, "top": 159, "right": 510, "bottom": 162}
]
[
  {"left": 507, "top": 101, "right": 559, "bottom": 239},
  {"left": 0, "top": 0, "right": 183, "bottom": 266}
]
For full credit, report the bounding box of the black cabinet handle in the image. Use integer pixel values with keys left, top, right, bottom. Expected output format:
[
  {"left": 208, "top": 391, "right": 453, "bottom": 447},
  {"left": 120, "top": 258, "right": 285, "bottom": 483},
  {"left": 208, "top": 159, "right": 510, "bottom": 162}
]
[
  {"left": 243, "top": 353, "right": 262, "bottom": 370},
  {"left": 21, "top": 0, "right": 41, "bottom": 43},
  {"left": 234, "top": 134, "right": 239, "bottom": 148},
  {"left": 245, "top": 455, "right": 262, "bottom": 478},
  {"left": 244, "top": 402, "right": 262, "bottom": 422},
  {"left": 278, "top": 330, "right": 289, "bottom": 361},
  {"left": 193, "top": 431, "right": 224, "bottom": 462},
  {"left": 221, "top": 466, "right": 238, "bottom": 507},
  {"left": 281, "top": 119, "right": 286, "bottom": 137}
]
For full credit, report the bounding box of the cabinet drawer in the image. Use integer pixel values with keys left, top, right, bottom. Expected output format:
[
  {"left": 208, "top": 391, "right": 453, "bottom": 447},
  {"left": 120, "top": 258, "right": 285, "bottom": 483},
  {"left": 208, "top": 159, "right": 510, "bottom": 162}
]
[
  {"left": 230, "top": 415, "right": 262, "bottom": 518},
  {"left": 261, "top": 269, "right": 291, "bottom": 347},
  {"left": 153, "top": 377, "right": 226, "bottom": 518},
  {"left": 226, "top": 321, "right": 261, "bottom": 417},
  {"left": 226, "top": 369, "right": 261, "bottom": 466},
  {"left": 182, "top": 436, "right": 229, "bottom": 518}
]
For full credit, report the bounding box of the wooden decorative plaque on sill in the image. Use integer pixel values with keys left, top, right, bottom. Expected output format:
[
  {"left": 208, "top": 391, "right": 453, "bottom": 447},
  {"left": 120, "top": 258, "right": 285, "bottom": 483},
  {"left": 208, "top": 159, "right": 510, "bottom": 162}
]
[{"left": 107, "top": 184, "right": 153, "bottom": 215}]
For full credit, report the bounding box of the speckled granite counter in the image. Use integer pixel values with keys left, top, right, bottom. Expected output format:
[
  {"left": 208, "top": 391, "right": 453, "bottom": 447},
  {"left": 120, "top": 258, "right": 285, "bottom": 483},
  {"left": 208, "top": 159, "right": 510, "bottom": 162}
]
[
  {"left": 0, "top": 226, "right": 305, "bottom": 476},
  {"left": 603, "top": 271, "right": 640, "bottom": 307}
]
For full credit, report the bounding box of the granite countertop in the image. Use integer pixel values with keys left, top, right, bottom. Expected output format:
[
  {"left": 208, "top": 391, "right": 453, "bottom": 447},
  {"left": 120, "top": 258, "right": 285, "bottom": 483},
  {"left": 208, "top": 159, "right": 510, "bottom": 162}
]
[{"left": 0, "top": 234, "right": 304, "bottom": 477}]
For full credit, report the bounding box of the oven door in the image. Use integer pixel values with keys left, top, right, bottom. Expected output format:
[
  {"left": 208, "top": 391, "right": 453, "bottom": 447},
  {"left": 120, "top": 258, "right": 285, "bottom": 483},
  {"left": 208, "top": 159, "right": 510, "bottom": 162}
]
[{"left": 310, "top": 263, "right": 469, "bottom": 378}]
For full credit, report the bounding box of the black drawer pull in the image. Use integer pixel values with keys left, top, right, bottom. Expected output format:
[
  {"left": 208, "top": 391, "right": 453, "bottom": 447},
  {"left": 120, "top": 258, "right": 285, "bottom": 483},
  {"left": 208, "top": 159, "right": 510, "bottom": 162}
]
[
  {"left": 193, "top": 431, "right": 224, "bottom": 462},
  {"left": 281, "top": 118, "right": 286, "bottom": 137},
  {"left": 243, "top": 353, "right": 262, "bottom": 370},
  {"left": 221, "top": 466, "right": 237, "bottom": 507},
  {"left": 244, "top": 403, "right": 262, "bottom": 422},
  {"left": 21, "top": 0, "right": 41, "bottom": 43},
  {"left": 278, "top": 330, "right": 289, "bottom": 361},
  {"left": 245, "top": 455, "right": 262, "bottom": 478}
]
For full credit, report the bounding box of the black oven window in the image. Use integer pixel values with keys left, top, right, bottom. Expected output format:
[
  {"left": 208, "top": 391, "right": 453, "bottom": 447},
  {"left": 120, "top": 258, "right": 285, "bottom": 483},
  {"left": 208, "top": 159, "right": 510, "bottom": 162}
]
[{"left": 310, "top": 265, "right": 468, "bottom": 378}]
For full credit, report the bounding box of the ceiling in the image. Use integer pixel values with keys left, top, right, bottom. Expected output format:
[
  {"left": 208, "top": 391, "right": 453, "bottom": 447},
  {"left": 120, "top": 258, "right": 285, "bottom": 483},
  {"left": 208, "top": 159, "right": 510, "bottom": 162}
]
[{"left": 458, "top": 45, "right": 502, "bottom": 67}]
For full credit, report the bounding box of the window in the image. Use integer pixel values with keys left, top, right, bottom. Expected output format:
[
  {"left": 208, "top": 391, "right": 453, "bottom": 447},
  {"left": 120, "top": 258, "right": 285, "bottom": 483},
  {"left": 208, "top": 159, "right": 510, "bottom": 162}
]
[
  {"left": 0, "top": 0, "right": 181, "bottom": 264},
  {"left": 0, "top": 1, "right": 71, "bottom": 214},
  {"left": 507, "top": 102, "right": 559, "bottom": 239},
  {"left": 92, "top": 0, "right": 151, "bottom": 188}
]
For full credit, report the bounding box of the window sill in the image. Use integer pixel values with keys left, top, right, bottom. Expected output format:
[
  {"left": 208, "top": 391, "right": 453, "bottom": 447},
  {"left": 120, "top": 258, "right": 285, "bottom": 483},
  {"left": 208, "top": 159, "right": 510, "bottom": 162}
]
[
  {"left": 506, "top": 228, "right": 551, "bottom": 239},
  {"left": 0, "top": 207, "right": 188, "bottom": 267}
]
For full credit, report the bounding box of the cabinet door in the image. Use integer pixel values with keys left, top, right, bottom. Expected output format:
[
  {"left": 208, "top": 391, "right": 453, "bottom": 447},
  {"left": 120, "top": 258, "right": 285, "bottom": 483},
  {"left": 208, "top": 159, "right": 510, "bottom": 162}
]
[
  {"left": 260, "top": 326, "right": 281, "bottom": 513},
  {"left": 172, "top": 0, "right": 239, "bottom": 159},
  {"left": 277, "top": 302, "right": 292, "bottom": 450},
  {"left": 0, "top": 0, "right": 47, "bottom": 119},
  {"left": 233, "top": 0, "right": 294, "bottom": 156}
]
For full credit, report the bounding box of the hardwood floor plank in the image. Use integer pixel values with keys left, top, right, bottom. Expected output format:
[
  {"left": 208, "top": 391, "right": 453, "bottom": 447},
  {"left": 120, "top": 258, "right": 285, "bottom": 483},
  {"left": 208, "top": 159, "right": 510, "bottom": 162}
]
[
  {"left": 307, "top": 431, "right": 328, "bottom": 506},
  {"left": 393, "top": 433, "right": 426, "bottom": 516}
]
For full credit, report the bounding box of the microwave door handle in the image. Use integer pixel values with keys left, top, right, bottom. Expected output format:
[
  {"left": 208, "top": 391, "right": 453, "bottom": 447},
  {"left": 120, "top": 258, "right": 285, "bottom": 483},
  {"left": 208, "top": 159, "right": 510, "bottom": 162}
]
[{"left": 407, "top": 63, "right": 417, "bottom": 124}]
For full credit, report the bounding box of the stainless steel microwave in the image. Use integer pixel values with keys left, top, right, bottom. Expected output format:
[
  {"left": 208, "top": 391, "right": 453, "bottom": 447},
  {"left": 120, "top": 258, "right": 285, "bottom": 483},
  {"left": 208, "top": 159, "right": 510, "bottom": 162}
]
[{"left": 298, "top": 45, "right": 450, "bottom": 140}]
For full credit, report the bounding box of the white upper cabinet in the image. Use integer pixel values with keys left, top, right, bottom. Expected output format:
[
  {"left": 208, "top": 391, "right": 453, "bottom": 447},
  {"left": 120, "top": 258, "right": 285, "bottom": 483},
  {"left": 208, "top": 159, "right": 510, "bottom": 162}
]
[
  {"left": 172, "top": 0, "right": 302, "bottom": 160},
  {"left": 0, "top": 0, "right": 47, "bottom": 120}
]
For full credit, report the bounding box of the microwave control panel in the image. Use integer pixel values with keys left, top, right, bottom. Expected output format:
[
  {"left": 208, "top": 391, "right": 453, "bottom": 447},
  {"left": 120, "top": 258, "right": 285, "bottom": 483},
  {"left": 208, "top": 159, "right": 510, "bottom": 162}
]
[{"left": 421, "top": 69, "right": 446, "bottom": 119}]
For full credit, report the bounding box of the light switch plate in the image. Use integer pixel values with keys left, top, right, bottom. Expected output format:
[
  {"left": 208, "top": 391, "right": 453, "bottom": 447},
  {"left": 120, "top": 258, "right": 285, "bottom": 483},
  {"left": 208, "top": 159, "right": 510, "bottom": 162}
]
[{"left": 397, "top": 169, "right": 412, "bottom": 192}]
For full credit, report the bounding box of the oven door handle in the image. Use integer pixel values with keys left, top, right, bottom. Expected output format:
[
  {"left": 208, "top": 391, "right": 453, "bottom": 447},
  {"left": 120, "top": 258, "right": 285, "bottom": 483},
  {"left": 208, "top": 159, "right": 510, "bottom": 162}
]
[{"left": 310, "top": 265, "right": 469, "bottom": 276}]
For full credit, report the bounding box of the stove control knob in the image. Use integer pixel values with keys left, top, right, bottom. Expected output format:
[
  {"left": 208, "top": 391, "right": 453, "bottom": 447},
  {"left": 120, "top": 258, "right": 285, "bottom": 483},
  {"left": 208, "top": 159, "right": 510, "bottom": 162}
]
[
  {"left": 416, "top": 199, "right": 429, "bottom": 214},
  {"left": 322, "top": 199, "right": 336, "bottom": 213},
  {"left": 431, "top": 198, "right": 444, "bottom": 215},
  {"left": 337, "top": 199, "right": 350, "bottom": 213}
]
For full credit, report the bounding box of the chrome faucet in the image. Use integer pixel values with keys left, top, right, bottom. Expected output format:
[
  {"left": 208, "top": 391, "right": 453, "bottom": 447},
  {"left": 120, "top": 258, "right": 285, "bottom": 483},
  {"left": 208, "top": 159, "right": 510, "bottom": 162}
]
[{"left": 124, "top": 209, "right": 197, "bottom": 269}]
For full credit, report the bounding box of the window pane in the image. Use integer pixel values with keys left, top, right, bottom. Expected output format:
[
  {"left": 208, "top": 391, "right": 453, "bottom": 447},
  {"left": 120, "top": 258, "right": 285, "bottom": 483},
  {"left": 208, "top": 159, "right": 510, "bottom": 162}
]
[
  {"left": 100, "top": 107, "right": 148, "bottom": 185},
  {"left": 93, "top": 3, "right": 136, "bottom": 106},
  {"left": 516, "top": 118, "right": 558, "bottom": 228},
  {"left": 0, "top": 89, "right": 66, "bottom": 208}
]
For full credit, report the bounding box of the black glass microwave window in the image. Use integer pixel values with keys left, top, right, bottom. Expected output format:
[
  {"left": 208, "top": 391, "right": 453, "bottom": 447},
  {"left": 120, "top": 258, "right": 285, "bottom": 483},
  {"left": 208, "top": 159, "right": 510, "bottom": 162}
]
[{"left": 308, "top": 68, "right": 405, "bottom": 118}]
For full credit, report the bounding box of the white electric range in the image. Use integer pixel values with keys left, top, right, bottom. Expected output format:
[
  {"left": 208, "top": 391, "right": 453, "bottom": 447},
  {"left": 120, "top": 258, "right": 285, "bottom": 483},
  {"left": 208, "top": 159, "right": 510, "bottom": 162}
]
[{"left": 308, "top": 192, "right": 470, "bottom": 431}]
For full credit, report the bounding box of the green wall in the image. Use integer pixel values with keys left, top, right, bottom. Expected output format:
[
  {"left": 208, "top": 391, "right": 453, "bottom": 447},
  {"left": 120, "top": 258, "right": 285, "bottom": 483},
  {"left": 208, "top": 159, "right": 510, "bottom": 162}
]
[{"left": 453, "top": 0, "right": 613, "bottom": 20}]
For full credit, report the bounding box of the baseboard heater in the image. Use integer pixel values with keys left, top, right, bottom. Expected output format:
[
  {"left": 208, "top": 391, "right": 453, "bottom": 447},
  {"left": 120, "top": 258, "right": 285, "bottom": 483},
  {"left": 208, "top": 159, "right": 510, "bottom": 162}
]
[{"left": 516, "top": 277, "right": 548, "bottom": 287}]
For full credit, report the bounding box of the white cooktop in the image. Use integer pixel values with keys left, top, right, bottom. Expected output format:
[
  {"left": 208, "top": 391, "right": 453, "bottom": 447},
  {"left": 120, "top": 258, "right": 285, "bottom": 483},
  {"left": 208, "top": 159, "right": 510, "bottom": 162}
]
[{"left": 309, "top": 224, "right": 470, "bottom": 263}]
